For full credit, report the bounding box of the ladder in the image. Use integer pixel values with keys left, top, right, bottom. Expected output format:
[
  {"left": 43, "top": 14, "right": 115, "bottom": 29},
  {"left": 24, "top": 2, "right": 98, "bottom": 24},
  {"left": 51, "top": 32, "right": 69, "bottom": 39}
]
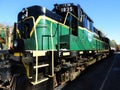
[{"left": 32, "top": 62, "right": 49, "bottom": 85}]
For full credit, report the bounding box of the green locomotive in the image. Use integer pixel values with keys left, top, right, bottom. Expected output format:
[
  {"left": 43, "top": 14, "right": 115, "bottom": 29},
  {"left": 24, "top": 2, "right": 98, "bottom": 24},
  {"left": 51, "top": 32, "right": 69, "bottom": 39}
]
[{"left": 0, "top": 3, "right": 110, "bottom": 90}]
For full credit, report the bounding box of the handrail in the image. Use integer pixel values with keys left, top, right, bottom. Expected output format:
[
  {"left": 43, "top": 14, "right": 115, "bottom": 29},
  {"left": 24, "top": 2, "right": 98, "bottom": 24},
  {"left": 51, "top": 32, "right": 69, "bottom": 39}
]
[
  {"left": 63, "top": 12, "right": 81, "bottom": 25},
  {"left": 32, "top": 16, "right": 39, "bottom": 83},
  {"left": 50, "top": 22, "right": 54, "bottom": 77},
  {"left": 15, "top": 16, "right": 36, "bottom": 38}
]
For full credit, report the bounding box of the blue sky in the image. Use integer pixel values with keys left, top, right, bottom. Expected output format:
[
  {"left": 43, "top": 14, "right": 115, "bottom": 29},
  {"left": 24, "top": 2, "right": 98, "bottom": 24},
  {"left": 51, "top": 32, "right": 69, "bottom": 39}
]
[{"left": 0, "top": 0, "right": 120, "bottom": 44}]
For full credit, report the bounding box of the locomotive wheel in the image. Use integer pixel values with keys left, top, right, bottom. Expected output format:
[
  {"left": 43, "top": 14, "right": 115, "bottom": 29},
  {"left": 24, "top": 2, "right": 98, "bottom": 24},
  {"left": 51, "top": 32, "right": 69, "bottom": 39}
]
[{"left": 10, "top": 74, "right": 32, "bottom": 90}]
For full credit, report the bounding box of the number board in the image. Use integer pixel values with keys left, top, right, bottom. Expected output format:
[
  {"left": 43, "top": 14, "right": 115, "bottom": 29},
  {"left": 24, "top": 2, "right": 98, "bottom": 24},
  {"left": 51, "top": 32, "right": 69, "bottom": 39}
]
[
  {"left": 60, "top": 6, "right": 73, "bottom": 12},
  {"left": 59, "top": 3, "right": 74, "bottom": 12}
]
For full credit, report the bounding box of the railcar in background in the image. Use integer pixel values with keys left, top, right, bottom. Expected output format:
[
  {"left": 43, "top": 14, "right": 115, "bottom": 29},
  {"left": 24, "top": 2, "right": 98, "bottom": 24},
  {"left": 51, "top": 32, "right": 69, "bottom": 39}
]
[
  {"left": 110, "top": 40, "right": 118, "bottom": 52},
  {"left": 0, "top": 3, "right": 110, "bottom": 90}
]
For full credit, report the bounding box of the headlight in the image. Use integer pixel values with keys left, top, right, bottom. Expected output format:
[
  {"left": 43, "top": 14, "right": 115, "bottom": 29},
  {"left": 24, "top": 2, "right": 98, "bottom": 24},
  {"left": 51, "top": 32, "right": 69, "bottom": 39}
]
[
  {"left": 13, "top": 39, "right": 24, "bottom": 52},
  {"left": 13, "top": 40, "right": 18, "bottom": 48}
]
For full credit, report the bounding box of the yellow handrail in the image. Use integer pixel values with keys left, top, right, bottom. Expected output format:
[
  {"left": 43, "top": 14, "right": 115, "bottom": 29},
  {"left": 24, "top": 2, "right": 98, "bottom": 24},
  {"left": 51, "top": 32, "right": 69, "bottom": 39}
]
[
  {"left": 50, "top": 22, "right": 54, "bottom": 77},
  {"left": 63, "top": 12, "right": 81, "bottom": 25},
  {"left": 32, "top": 17, "right": 39, "bottom": 83}
]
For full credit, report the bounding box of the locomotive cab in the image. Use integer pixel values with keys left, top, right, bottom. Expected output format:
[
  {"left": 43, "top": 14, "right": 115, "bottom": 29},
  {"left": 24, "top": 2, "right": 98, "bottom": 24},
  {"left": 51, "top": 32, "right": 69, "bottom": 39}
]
[{"left": 53, "top": 3, "right": 79, "bottom": 36}]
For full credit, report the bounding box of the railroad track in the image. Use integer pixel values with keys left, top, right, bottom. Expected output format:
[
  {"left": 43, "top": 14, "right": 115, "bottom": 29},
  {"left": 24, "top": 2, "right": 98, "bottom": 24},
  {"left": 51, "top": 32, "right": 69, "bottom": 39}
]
[{"left": 59, "top": 52, "right": 120, "bottom": 90}]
